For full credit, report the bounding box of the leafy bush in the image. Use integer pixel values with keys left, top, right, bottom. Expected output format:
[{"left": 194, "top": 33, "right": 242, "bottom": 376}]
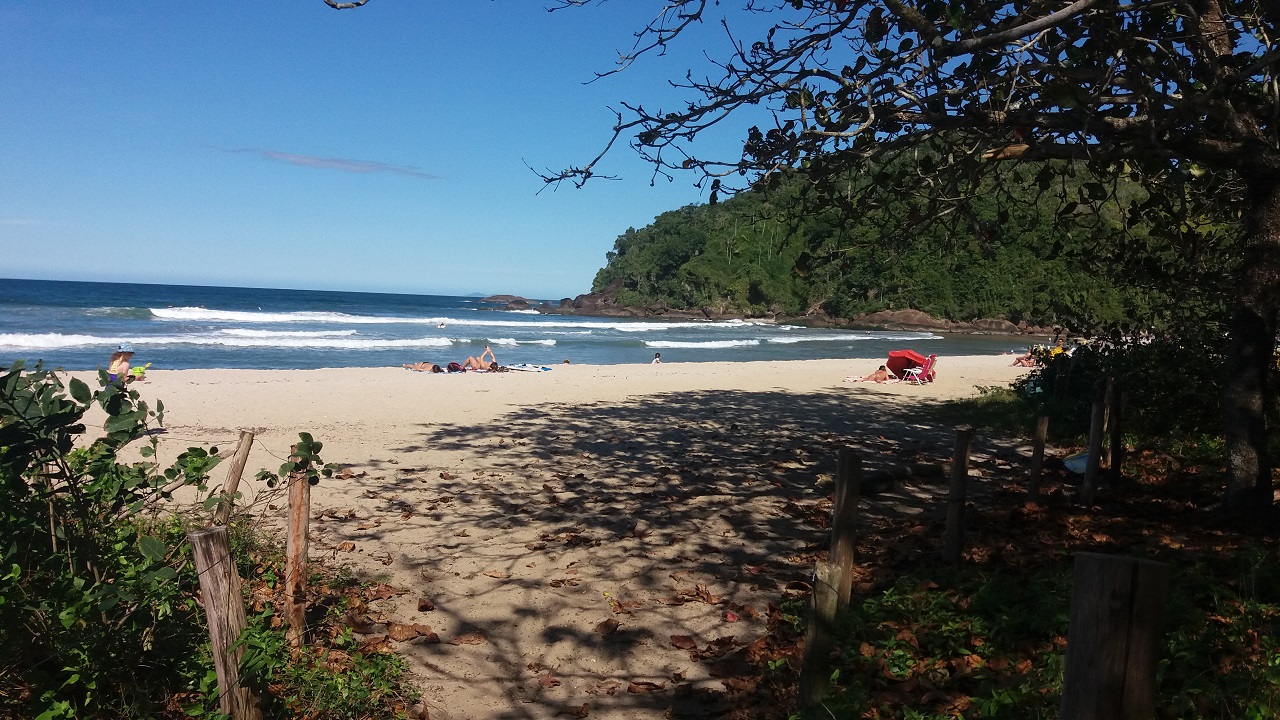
[
  {"left": 0, "top": 362, "right": 219, "bottom": 717},
  {"left": 0, "top": 363, "right": 414, "bottom": 719},
  {"left": 238, "top": 617, "right": 415, "bottom": 719},
  {"left": 805, "top": 546, "right": 1280, "bottom": 720},
  {"left": 1013, "top": 337, "right": 1229, "bottom": 440}
]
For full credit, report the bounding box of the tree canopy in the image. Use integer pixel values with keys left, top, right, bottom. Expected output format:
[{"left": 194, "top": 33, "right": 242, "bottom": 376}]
[
  {"left": 330, "top": 0, "right": 1277, "bottom": 508},
  {"left": 539, "top": 0, "right": 1277, "bottom": 510},
  {"left": 593, "top": 163, "right": 1238, "bottom": 334}
]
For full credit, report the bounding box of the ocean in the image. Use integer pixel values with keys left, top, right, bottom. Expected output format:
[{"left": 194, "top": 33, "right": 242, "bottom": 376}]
[{"left": 0, "top": 278, "right": 1019, "bottom": 370}]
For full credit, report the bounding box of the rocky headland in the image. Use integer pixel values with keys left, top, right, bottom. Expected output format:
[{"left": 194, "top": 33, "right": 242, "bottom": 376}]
[{"left": 483, "top": 281, "right": 1055, "bottom": 336}]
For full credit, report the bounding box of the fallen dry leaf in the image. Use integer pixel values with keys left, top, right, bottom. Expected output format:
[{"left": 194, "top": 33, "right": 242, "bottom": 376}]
[
  {"left": 365, "top": 583, "right": 406, "bottom": 600},
  {"left": 448, "top": 632, "right": 486, "bottom": 646},
  {"left": 556, "top": 704, "right": 589, "bottom": 718},
  {"left": 539, "top": 674, "right": 562, "bottom": 689},
  {"left": 417, "top": 598, "right": 435, "bottom": 612},
  {"left": 483, "top": 569, "right": 511, "bottom": 579},
  {"left": 586, "top": 681, "right": 620, "bottom": 696},
  {"left": 610, "top": 599, "right": 643, "bottom": 614},
  {"left": 628, "top": 681, "right": 665, "bottom": 694},
  {"left": 780, "top": 581, "right": 811, "bottom": 598},
  {"left": 335, "top": 542, "right": 356, "bottom": 552},
  {"left": 359, "top": 637, "right": 393, "bottom": 654},
  {"left": 387, "top": 623, "right": 434, "bottom": 642},
  {"left": 723, "top": 610, "right": 740, "bottom": 623},
  {"left": 595, "top": 618, "right": 621, "bottom": 635},
  {"left": 670, "top": 635, "right": 698, "bottom": 650}
]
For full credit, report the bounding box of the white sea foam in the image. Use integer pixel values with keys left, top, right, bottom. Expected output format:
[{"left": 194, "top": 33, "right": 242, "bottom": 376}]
[
  {"left": 0, "top": 332, "right": 452, "bottom": 350},
  {"left": 488, "top": 338, "right": 557, "bottom": 346},
  {"left": 766, "top": 331, "right": 940, "bottom": 344},
  {"left": 645, "top": 339, "right": 762, "bottom": 349},
  {"left": 0, "top": 333, "right": 108, "bottom": 349},
  {"left": 150, "top": 306, "right": 736, "bottom": 332},
  {"left": 151, "top": 307, "right": 375, "bottom": 323},
  {"left": 175, "top": 336, "right": 454, "bottom": 349},
  {"left": 221, "top": 329, "right": 360, "bottom": 338}
]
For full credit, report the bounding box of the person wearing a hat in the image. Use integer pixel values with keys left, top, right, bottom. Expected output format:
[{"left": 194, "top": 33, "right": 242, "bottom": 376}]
[{"left": 108, "top": 343, "right": 136, "bottom": 383}]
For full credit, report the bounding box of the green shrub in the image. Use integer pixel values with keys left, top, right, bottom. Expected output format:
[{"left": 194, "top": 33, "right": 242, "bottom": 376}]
[
  {"left": 0, "top": 362, "right": 219, "bottom": 717},
  {"left": 0, "top": 363, "right": 410, "bottom": 719},
  {"left": 1013, "top": 337, "right": 1229, "bottom": 440}
]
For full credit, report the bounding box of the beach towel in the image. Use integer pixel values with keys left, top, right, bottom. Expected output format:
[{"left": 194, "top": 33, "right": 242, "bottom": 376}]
[{"left": 503, "top": 364, "right": 552, "bottom": 372}]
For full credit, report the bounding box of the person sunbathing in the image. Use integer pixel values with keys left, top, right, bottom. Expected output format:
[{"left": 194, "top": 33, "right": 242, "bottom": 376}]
[
  {"left": 462, "top": 346, "right": 497, "bottom": 371},
  {"left": 1010, "top": 350, "right": 1037, "bottom": 367},
  {"left": 402, "top": 362, "right": 443, "bottom": 372},
  {"left": 844, "top": 365, "right": 899, "bottom": 383}
]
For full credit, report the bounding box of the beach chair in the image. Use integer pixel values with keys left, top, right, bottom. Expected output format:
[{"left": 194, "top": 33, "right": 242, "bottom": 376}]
[{"left": 902, "top": 354, "right": 937, "bottom": 384}]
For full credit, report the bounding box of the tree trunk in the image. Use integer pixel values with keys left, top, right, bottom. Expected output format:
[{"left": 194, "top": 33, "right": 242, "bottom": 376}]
[{"left": 1222, "top": 174, "right": 1280, "bottom": 510}]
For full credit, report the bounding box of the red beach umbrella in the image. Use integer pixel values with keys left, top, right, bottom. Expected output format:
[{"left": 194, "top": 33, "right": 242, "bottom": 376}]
[{"left": 886, "top": 349, "right": 928, "bottom": 379}]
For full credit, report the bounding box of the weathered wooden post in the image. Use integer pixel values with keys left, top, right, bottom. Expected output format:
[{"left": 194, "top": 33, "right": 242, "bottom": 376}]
[
  {"left": 188, "top": 526, "right": 263, "bottom": 720},
  {"left": 1028, "top": 416, "right": 1049, "bottom": 501},
  {"left": 284, "top": 466, "right": 311, "bottom": 647},
  {"left": 1081, "top": 379, "right": 1111, "bottom": 504},
  {"left": 1107, "top": 382, "right": 1125, "bottom": 485},
  {"left": 798, "top": 561, "right": 839, "bottom": 708},
  {"left": 1060, "top": 553, "right": 1170, "bottom": 720},
  {"left": 942, "top": 426, "right": 974, "bottom": 562},
  {"left": 213, "top": 430, "right": 255, "bottom": 526},
  {"left": 830, "top": 449, "right": 861, "bottom": 608}
]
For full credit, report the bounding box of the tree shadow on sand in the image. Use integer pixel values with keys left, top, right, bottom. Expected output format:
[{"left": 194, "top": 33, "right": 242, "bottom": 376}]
[{"left": 306, "top": 387, "right": 1035, "bottom": 719}]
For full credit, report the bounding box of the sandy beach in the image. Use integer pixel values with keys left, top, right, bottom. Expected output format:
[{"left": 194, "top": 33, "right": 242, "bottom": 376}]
[{"left": 81, "top": 356, "right": 1032, "bottom": 719}]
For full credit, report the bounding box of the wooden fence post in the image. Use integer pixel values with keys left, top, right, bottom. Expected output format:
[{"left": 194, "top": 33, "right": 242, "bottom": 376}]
[
  {"left": 1028, "top": 416, "right": 1049, "bottom": 501},
  {"left": 1060, "top": 553, "right": 1170, "bottom": 720},
  {"left": 830, "top": 449, "right": 861, "bottom": 608},
  {"left": 1081, "top": 379, "right": 1111, "bottom": 505},
  {"left": 213, "top": 430, "right": 255, "bottom": 526},
  {"left": 942, "top": 427, "right": 974, "bottom": 562},
  {"left": 1107, "top": 383, "right": 1125, "bottom": 485},
  {"left": 284, "top": 468, "right": 311, "bottom": 647},
  {"left": 188, "top": 526, "right": 263, "bottom": 720},
  {"left": 798, "top": 562, "right": 839, "bottom": 709}
]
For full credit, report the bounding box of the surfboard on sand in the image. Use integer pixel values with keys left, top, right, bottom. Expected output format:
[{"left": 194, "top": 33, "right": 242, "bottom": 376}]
[{"left": 502, "top": 364, "right": 552, "bottom": 372}]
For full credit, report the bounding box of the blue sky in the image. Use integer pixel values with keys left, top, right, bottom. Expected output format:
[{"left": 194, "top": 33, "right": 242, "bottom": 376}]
[{"left": 0, "top": 2, "right": 759, "bottom": 299}]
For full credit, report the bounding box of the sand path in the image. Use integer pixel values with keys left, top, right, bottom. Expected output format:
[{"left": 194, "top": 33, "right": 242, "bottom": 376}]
[{"left": 88, "top": 357, "right": 1033, "bottom": 719}]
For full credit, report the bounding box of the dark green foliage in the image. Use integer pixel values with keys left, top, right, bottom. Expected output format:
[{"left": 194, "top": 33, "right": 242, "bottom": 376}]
[
  {"left": 0, "top": 361, "right": 217, "bottom": 718},
  {"left": 0, "top": 364, "right": 412, "bottom": 719},
  {"left": 596, "top": 194, "right": 812, "bottom": 314},
  {"left": 1013, "top": 337, "right": 1230, "bottom": 440},
  {"left": 806, "top": 546, "right": 1280, "bottom": 719},
  {"left": 592, "top": 162, "right": 1238, "bottom": 336},
  {"left": 238, "top": 617, "right": 415, "bottom": 720}
]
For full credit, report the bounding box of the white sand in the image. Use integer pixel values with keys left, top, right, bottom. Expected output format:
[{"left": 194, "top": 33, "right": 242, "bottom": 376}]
[{"left": 77, "top": 356, "right": 1032, "bottom": 719}]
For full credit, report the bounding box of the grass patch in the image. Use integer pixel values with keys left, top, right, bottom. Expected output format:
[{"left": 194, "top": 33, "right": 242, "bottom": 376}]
[
  {"left": 800, "top": 544, "right": 1280, "bottom": 719},
  {"left": 929, "top": 386, "right": 1043, "bottom": 439}
]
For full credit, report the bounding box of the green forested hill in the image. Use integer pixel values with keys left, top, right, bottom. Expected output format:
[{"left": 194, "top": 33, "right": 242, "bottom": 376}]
[{"left": 591, "top": 167, "right": 1237, "bottom": 333}]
